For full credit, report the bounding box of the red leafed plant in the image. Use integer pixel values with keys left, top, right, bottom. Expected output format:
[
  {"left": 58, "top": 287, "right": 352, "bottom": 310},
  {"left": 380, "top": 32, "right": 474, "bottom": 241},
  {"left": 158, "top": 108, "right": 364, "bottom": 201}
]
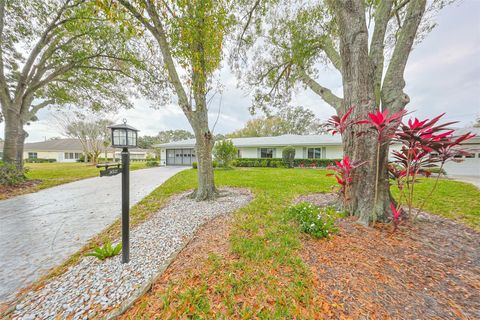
[
  {"left": 326, "top": 105, "right": 355, "bottom": 135},
  {"left": 327, "top": 155, "right": 366, "bottom": 206},
  {"left": 391, "top": 113, "right": 476, "bottom": 221},
  {"left": 390, "top": 202, "right": 401, "bottom": 231}
]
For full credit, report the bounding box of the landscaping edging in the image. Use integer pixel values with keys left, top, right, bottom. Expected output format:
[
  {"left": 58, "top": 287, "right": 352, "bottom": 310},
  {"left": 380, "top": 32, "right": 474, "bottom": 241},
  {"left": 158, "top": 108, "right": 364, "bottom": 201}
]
[{"left": 8, "top": 188, "right": 253, "bottom": 320}]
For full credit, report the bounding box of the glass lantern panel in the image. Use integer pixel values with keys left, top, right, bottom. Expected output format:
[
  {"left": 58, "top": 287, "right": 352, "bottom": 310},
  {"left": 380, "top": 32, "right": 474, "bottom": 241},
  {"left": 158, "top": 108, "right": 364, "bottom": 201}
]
[
  {"left": 127, "top": 130, "right": 137, "bottom": 146},
  {"left": 113, "top": 129, "right": 127, "bottom": 146}
]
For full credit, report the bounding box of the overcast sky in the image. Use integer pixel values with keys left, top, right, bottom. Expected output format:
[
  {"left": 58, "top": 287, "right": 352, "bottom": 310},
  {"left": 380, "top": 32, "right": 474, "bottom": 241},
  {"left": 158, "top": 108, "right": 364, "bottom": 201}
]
[{"left": 1, "top": 0, "right": 479, "bottom": 143}]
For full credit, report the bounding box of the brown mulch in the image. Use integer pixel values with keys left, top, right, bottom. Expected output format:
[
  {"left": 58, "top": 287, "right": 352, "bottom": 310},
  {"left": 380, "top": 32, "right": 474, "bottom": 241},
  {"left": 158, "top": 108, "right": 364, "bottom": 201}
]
[
  {"left": 301, "top": 193, "right": 480, "bottom": 319},
  {"left": 0, "top": 180, "right": 42, "bottom": 200}
]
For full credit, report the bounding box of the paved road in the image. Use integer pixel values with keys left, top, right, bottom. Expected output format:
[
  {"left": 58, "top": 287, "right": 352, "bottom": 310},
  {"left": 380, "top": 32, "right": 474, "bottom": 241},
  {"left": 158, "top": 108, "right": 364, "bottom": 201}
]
[
  {"left": 448, "top": 175, "right": 480, "bottom": 188},
  {"left": 0, "top": 166, "right": 187, "bottom": 303}
]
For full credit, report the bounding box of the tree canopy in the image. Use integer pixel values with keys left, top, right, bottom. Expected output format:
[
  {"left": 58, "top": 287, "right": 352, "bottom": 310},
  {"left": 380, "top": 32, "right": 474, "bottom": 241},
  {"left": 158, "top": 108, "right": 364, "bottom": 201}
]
[{"left": 227, "top": 105, "right": 326, "bottom": 138}]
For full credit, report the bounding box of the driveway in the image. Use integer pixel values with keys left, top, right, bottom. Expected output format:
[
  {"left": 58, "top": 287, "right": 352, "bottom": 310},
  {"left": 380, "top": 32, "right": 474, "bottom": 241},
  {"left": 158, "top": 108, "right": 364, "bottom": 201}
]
[
  {"left": 0, "top": 166, "right": 187, "bottom": 303},
  {"left": 448, "top": 175, "right": 480, "bottom": 189}
]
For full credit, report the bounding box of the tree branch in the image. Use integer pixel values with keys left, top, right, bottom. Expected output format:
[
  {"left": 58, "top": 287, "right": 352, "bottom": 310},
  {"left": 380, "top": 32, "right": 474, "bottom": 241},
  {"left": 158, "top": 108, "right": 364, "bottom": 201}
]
[
  {"left": 382, "top": 0, "right": 426, "bottom": 112},
  {"left": 298, "top": 68, "right": 342, "bottom": 111},
  {"left": 27, "top": 99, "right": 55, "bottom": 120},
  {"left": 369, "top": 0, "right": 394, "bottom": 107},
  {"left": 321, "top": 35, "right": 342, "bottom": 72},
  {"left": 0, "top": 0, "right": 11, "bottom": 106}
]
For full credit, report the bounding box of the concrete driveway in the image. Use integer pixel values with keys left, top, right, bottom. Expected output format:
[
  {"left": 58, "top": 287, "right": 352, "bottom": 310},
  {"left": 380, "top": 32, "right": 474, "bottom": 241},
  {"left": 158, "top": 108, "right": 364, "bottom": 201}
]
[
  {"left": 448, "top": 175, "right": 480, "bottom": 188},
  {"left": 0, "top": 166, "right": 187, "bottom": 303}
]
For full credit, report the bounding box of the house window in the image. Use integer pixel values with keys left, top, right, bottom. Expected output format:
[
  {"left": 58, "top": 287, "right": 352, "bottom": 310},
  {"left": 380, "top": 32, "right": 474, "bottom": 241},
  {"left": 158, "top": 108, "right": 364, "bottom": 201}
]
[
  {"left": 465, "top": 152, "right": 474, "bottom": 158},
  {"left": 307, "top": 147, "right": 323, "bottom": 159},
  {"left": 64, "top": 152, "right": 81, "bottom": 160},
  {"left": 28, "top": 152, "right": 38, "bottom": 159},
  {"left": 260, "top": 148, "right": 274, "bottom": 158}
]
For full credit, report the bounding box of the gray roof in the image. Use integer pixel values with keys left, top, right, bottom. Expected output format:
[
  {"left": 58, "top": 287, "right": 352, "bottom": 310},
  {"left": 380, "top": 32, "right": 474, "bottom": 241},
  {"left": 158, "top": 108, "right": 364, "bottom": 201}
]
[{"left": 154, "top": 134, "right": 342, "bottom": 149}]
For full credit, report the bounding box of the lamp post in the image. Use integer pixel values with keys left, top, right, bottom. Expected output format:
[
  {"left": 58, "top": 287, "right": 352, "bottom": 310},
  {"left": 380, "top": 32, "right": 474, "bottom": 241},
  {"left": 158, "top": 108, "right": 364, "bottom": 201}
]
[{"left": 108, "top": 119, "right": 139, "bottom": 263}]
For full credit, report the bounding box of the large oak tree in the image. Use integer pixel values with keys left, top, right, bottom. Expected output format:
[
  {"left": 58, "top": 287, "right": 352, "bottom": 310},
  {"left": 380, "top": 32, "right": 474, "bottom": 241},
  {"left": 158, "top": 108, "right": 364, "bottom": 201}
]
[
  {"left": 235, "top": 0, "right": 453, "bottom": 224},
  {"left": 0, "top": 0, "right": 137, "bottom": 169}
]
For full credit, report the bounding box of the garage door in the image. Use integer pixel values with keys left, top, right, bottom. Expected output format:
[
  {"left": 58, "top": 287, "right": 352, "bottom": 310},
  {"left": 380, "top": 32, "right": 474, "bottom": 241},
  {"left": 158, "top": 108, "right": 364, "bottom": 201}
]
[{"left": 166, "top": 148, "right": 196, "bottom": 166}]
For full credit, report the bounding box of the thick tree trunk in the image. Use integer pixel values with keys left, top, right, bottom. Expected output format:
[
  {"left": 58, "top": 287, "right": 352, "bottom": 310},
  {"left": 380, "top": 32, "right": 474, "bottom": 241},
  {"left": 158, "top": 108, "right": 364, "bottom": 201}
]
[
  {"left": 334, "top": 0, "right": 392, "bottom": 224},
  {"left": 15, "top": 123, "right": 28, "bottom": 169},
  {"left": 190, "top": 110, "right": 216, "bottom": 201},
  {"left": 2, "top": 108, "right": 22, "bottom": 169}
]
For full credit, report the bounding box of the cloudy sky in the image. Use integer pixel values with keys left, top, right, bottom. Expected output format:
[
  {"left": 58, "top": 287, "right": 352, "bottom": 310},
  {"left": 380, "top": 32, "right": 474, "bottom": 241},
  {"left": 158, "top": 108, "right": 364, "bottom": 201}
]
[{"left": 1, "top": 0, "right": 479, "bottom": 142}]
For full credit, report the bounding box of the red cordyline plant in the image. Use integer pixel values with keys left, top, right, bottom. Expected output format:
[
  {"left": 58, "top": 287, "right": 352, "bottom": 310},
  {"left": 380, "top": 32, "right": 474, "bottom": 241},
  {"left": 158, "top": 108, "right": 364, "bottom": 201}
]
[
  {"left": 390, "top": 114, "right": 476, "bottom": 221},
  {"left": 357, "top": 108, "right": 407, "bottom": 222},
  {"left": 326, "top": 105, "right": 355, "bottom": 135},
  {"left": 327, "top": 155, "right": 366, "bottom": 206}
]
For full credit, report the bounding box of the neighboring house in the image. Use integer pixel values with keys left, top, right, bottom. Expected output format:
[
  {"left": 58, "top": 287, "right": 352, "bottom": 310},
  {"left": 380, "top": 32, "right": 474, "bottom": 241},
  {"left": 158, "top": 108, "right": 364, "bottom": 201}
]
[
  {"left": 442, "top": 127, "right": 480, "bottom": 177},
  {"left": 155, "top": 130, "right": 480, "bottom": 177},
  {"left": 9, "top": 138, "right": 148, "bottom": 162}
]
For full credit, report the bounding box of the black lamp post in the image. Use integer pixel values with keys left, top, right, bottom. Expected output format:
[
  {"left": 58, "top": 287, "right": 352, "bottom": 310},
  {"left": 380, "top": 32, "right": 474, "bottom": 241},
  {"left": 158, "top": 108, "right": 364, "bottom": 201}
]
[{"left": 108, "top": 119, "right": 139, "bottom": 263}]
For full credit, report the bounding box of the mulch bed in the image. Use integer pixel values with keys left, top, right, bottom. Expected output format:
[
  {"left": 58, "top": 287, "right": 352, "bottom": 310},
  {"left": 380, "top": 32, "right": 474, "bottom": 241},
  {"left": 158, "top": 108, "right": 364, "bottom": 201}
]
[
  {"left": 301, "top": 193, "right": 480, "bottom": 319},
  {"left": 0, "top": 180, "right": 42, "bottom": 200}
]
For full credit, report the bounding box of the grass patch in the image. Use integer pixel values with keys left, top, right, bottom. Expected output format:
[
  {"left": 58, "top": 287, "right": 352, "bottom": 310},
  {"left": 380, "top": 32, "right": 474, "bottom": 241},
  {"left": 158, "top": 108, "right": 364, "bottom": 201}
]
[
  {"left": 0, "top": 162, "right": 149, "bottom": 200},
  {"left": 392, "top": 177, "right": 480, "bottom": 230}
]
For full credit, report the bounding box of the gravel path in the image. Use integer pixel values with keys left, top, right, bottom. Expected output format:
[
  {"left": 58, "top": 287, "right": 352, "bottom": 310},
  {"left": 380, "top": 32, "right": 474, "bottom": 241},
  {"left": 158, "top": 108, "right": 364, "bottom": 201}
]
[{"left": 10, "top": 188, "right": 252, "bottom": 320}]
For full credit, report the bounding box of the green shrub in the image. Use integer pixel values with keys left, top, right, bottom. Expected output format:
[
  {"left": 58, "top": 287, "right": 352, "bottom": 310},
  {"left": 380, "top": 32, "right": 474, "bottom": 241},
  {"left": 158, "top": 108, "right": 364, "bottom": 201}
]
[
  {"left": 85, "top": 241, "right": 122, "bottom": 261},
  {"left": 282, "top": 146, "right": 296, "bottom": 168},
  {"left": 424, "top": 167, "right": 447, "bottom": 176},
  {"left": 213, "top": 139, "right": 237, "bottom": 167},
  {"left": 287, "top": 202, "right": 338, "bottom": 239},
  {"left": 0, "top": 163, "right": 28, "bottom": 186},
  {"left": 146, "top": 160, "right": 159, "bottom": 167},
  {"left": 192, "top": 161, "right": 217, "bottom": 169},
  {"left": 232, "top": 158, "right": 339, "bottom": 168},
  {"left": 24, "top": 158, "right": 56, "bottom": 163}
]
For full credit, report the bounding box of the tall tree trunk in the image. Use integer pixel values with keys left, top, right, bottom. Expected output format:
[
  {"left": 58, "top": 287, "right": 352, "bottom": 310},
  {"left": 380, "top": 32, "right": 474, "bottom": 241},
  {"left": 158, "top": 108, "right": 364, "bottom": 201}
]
[
  {"left": 190, "top": 110, "right": 216, "bottom": 201},
  {"left": 334, "top": 0, "right": 391, "bottom": 224},
  {"left": 2, "top": 108, "right": 22, "bottom": 169},
  {"left": 15, "top": 124, "right": 28, "bottom": 170}
]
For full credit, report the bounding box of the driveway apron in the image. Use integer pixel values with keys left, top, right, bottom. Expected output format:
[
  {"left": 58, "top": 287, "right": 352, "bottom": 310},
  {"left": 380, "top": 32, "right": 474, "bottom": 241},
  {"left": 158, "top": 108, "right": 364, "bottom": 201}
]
[{"left": 0, "top": 166, "right": 187, "bottom": 303}]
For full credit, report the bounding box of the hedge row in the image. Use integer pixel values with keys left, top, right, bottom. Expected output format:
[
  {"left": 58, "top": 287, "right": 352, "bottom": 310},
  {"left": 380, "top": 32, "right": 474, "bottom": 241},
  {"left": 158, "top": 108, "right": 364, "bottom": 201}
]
[
  {"left": 231, "top": 158, "right": 340, "bottom": 168},
  {"left": 24, "top": 158, "right": 56, "bottom": 163}
]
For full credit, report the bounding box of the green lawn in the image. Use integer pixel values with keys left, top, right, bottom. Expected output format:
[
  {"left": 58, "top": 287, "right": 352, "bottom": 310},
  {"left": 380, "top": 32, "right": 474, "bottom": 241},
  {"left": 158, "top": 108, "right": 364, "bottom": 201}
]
[
  {"left": 2, "top": 162, "right": 149, "bottom": 199},
  {"left": 114, "top": 168, "right": 480, "bottom": 318}
]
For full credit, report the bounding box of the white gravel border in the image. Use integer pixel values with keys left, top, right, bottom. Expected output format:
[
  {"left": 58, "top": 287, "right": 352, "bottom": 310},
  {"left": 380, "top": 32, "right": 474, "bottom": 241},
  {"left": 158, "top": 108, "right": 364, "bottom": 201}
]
[{"left": 10, "top": 188, "right": 252, "bottom": 320}]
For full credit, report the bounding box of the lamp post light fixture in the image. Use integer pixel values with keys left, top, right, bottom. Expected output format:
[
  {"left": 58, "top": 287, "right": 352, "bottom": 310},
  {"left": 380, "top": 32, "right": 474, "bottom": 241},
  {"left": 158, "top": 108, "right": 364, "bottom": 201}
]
[{"left": 107, "top": 119, "right": 139, "bottom": 264}]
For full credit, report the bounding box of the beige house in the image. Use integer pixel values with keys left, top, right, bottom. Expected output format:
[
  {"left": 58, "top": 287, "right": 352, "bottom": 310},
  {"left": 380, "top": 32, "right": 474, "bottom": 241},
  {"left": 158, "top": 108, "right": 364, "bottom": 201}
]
[{"left": 0, "top": 139, "right": 150, "bottom": 162}]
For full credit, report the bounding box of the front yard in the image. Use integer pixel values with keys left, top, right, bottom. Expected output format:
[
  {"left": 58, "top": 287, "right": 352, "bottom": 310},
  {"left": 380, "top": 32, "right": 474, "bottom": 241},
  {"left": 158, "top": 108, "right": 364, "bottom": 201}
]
[
  {"left": 5, "top": 168, "right": 479, "bottom": 318},
  {"left": 115, "top": 168, "right": 478, "bottom": 319},
  {"left": 0, "top": 162, "right": 148, "bottom": 200}
]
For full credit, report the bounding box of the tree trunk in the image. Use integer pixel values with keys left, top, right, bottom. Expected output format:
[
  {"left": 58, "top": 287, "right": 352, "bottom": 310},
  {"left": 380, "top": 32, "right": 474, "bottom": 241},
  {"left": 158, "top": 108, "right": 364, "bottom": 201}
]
[
  {"left": 2, "top": 108, "right": 22, "bottom": 169},
  {"left": 15, "top": 122, "right": 28, "bottom": 169},
  {"left": 334, "top": 0, "right": 391, "bottom": 225},
  {"left": 190, "top": 111, "right": 216, "bottom": 201}
]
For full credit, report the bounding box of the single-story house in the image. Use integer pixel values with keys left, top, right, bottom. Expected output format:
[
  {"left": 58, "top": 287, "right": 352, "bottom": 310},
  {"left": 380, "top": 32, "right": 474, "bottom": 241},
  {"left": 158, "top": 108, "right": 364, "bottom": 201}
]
[
  {"left": 155, "top": 129, "right": 480, "bottom": 177},
  {"left": 0, "top": 139, "right": 150, "bottom": 162}
]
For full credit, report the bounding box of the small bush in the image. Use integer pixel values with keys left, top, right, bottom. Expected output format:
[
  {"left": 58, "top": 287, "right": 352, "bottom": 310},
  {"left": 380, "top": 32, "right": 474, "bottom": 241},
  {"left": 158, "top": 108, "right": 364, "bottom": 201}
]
[
  {"left": 287, "top": 202, "right": 338, "bottom": 239},
  {"left": 85, "top": 241, "right": 122, "bottom": 261},
  {"left": 282, "top": 146, "right": 296, "bottom": 168},
  {"left": 213, "top": 139, "right": 237, "bottom": 167},
  {"left": 0, "top": 163, "right": 27, "bottom": 186},
  {"left": 146, "top": 160, "right": 159, "bottom": 167},
  {"left": 192, "top": 161, "right": 217, "bottom": 169},
  {"left": 233, "top": 158, "right": 339, "bottom": 168}
]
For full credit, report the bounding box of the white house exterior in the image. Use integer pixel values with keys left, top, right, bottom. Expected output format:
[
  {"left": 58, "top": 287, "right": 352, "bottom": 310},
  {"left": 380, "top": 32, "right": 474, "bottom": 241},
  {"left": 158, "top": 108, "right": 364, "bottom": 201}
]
[
  {"left": 155, "top": 134, "right": 343, "bottom": 166},
  {"left": 0, "top": 139, "right": 149, "bottom": 162},
  {"left": 154, "top": 130, "right": 480, "bottom": 177}
]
